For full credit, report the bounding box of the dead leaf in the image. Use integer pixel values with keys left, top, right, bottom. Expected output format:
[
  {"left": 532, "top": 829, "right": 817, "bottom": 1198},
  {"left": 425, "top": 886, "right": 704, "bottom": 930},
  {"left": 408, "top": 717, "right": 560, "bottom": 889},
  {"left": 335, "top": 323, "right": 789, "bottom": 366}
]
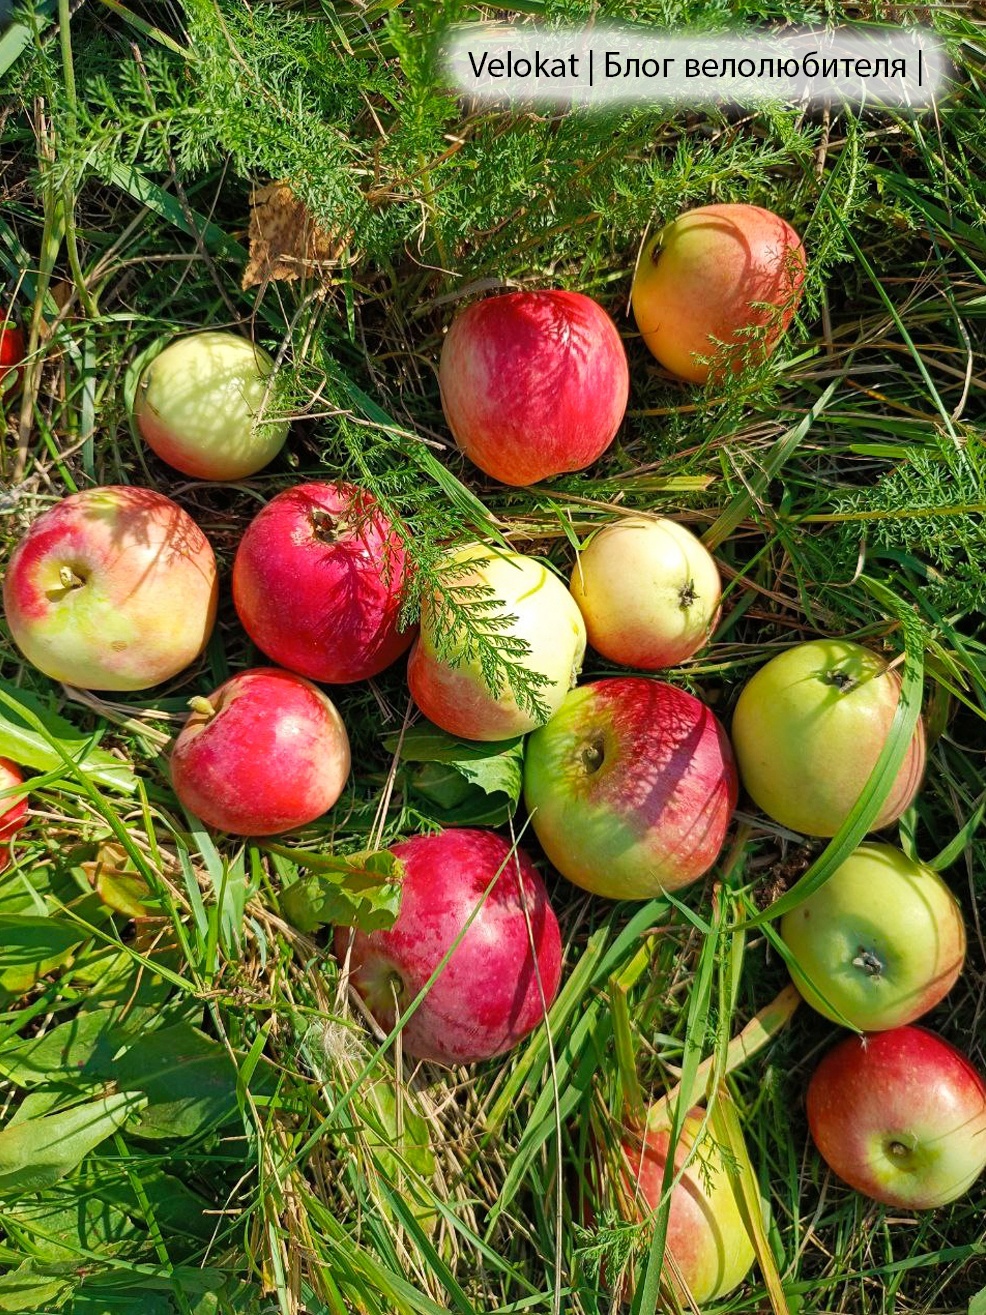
[{"left": 242, "top": 181, "right": 350, "bottom": 290}]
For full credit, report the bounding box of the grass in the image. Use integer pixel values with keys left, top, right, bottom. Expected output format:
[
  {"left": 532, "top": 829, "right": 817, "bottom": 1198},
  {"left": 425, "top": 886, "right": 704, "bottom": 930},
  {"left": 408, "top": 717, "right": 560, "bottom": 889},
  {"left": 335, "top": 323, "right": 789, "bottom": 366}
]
[{"left": 1, "top": 0, "right": 986, "bottom": 1311}]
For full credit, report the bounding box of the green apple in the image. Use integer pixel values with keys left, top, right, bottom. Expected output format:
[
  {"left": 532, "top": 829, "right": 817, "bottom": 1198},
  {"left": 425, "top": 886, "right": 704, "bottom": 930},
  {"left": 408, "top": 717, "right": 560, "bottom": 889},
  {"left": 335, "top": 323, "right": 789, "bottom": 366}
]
[
  {"left": 731, "top": 639, "right": 925, "bottom": 837},
  {"left": 570, "top": 516, "right": 721, "bottom": 669},
  {"left": 781, "top": 843, "right": 965, "bottom": 1030}
]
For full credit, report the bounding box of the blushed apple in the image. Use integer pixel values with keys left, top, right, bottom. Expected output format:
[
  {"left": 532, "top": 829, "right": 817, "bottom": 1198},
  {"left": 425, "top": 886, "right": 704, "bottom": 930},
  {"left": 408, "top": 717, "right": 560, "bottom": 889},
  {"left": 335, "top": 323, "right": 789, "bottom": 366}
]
[
  {"left": 523, "top": 677, "right": 737, "bottom": 899},
  {"left": 570, "top": 516, "right": 721, "bottom": 669},
  {"left": 617, "top": 1107, "right": 756, "bottom": 1304},
  {"left": 0, "top": 758, "right": 28, "bottom": 848},
  {"left": 632, "top": 203, "right": 806, "bottom": 384},
  {"left": 730, "top": 639, "right": 925, "bottom": 837},
  {"left": 232, "top": 482, "right": 414, "bottom": 685},
  {"left": 170, "top": 667, "right": 351, "bottom": 836},
  {"left": 781, "top": 842, "right": 965, "bottom": 1031},
  {"left": 3, "top": 486, "right": 218, "bottom": 691},
  {"left": 807, "top": 1026, "right": 986, "bottom": 1209},
  {"left": 336, "top": 828, "right": 562, "bottom": 1065},
  {"left": 439, "top": 290, "right": 629, "bottom": 486},
  {"left": 407, "top": 543, "right": 587, "bottom": 742},
  {"left": 134, "top": 330, "right": 290, "bottom": 480}
]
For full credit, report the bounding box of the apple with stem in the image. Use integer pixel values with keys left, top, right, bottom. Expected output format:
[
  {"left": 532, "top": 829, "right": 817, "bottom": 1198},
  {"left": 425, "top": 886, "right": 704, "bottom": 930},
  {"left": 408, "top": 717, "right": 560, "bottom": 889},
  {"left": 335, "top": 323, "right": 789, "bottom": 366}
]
[
  {"left": 632, "top": 203, "right": 806, "bottom": 384},
  {"left": 781, "top": 842, "right": 965, "bottom": 1031},
  {"left": 134, "top": 330, "right": 290, "bottom": 480},
  {"left": 170, "top": 667, "right": 351, "bottom": 836},
  {"left": 807, "top": 1026, "right": 986, "bottom": 1208},
  {"left": 730, "top": 639, "right": 925, "bottom": 837},
  {"left": 408, "top": 543, "right": 586, "bottom": 742},
  {"left": 3, "top": 486, "right": 218, "bottom": 691},
  {"left": 337, "top": 828, "right": 562, "bottom": 1065},
  {"left": 523, "top": 677, "right": 737, "bottom": 900},
  {"left": 570, "top": 516, "right": 721, "bottom": 669},
  {"left": 439, "top": 290, "right": 629, "bottom": 486},
  {"left": 232, "top": 482, "right": 414, "bottom": 685}
]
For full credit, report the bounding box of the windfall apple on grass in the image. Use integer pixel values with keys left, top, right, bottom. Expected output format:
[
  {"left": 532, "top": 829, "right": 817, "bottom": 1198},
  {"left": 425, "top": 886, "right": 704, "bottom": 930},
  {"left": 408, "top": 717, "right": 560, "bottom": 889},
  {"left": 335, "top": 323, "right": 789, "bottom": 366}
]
[
  {"left": 730, "top": 639, "right": 925, "bottom": 837},
  {"left": 439, "top": 289, "right": 629, "bottom": 486},
  {"left": 336, "top": 828, "right": 562, "bottom": 1065},
  {"left": 408, "top": 543, "right": 587, "bottom": 742},
  {"left": 134, "top": 329, "right": 290, "bottom": 480},
  {"left": 807, "top": 1026, "right": 986, "bottom": 1209},
  {"left": 170, "top": 668, "right": 351, "bottom": 837},
  {"left": 3, "top": 486, "right": 218, "bottom": 691},
  {"left": 232, "top": 481, "right": 414, "bottom": 685},
  {"left": 523, "top": 677, "right": 737, "bottom": 900},
  {"left": 780, "top": 842, "right": 965, "bottom": 1032},
  {"left": 631, "top": 202, "right": 806, "bottom": 384}
]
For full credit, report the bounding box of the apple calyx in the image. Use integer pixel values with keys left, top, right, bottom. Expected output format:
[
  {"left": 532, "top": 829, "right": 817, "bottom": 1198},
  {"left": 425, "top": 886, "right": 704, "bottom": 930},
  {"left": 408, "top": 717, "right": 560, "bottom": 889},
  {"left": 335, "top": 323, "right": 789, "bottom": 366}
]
[
  {"left": 678, "top": 579, "right": 698, "bottom": 610},
  {"left": 48, "top": 564, "right": 87, "bottom": 601},
  {"left": 309, "top": 506, "right": 355, "bottom": 544},
  {"left": 824, "top": 668, "right": 859, "bottom": 694},
  {"left": 580, "top": 735, "right": 606, "bottom": 775},
  {"left": 187, "top": 695, "right": 217, "bottom": 720},
  {"left": 852, "top": 947, "right": 884, "bottom": 977}
]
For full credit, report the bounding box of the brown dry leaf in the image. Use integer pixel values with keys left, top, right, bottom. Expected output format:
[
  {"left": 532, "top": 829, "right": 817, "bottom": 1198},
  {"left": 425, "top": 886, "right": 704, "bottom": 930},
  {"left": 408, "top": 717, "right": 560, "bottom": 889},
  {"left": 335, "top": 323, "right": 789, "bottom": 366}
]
[{"left": 242, "top": 181, "right": 350, "bottom": 290}]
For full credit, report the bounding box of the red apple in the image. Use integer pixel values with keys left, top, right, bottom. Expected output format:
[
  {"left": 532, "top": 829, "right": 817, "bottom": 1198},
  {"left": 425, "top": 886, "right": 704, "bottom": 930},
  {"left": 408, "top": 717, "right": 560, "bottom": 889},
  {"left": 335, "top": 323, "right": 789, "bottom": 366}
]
[
  {"left": 632, "top": 203, "right": 806, "bottom": 384},
  {"left": 408, "top": 543, "right": 586, "bottom": 742},
  {"left": 439, "top": 290, "right": 629, "bottom": 486},
  {"left": 570, "top": 516, "right": 721, "bottom": 669},
  {"left": 807, "top": 1027, "right": 986, "bottom": 1209},
  {"left": 170, "top": 667, "right": 351, "bottom": 836},
  {"left": 616, "top": 1107, "right": 756, "bottom": 1304},
  {"left": 3, "top": 486, "right": 218, "bottom": 691},
  {"left": 232, "top": 482, "right": 414, "bottom": 685},
  {"left": 781, "top": 842, "right": 965, "bottom": 1031},
  {"left": 336, "top": 828, "right": 562, "bottom": 1065},
  {"left": 0, "top": 758, "right": 28, "bottom": 846},
  {"left": 730, "top": 639, "right": 926, "bottom": 837},
  {"left": 0, "top": 313, "right": 25, "bottom": 398},
  {"left": 523, "top": 678, "right": 738, "bottom": 900},
  {"left": 134, "top": 330, "right": 290, "bottom": 480}
]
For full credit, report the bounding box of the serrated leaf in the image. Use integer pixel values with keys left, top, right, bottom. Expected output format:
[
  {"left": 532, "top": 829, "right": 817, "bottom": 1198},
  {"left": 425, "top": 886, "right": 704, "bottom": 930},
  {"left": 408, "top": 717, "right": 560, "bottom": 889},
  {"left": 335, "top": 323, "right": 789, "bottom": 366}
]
[
  {"left": 0, "top": 1092, "right": 146, "bottom": 1196},
  {"left": 0, "top": 683, "right": 135, "bottom": 795},
  {"left": 385, "top": 722, "right": 524, "bottom": 825},
  {"left": 270, "top": 845, "right": 404, "bottom": 932}
]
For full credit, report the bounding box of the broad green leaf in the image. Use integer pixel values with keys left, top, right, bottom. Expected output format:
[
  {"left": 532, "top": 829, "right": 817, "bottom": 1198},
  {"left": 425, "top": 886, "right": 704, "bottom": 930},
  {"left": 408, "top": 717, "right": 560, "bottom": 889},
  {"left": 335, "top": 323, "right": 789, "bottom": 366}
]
[
  {"left": 0, "top": 1092, "right": 146, "bottom": 1196},
  {"left": 1, "top": 1187, "right": 138, "bottom": 1262},
  {"left": 0, "top": 1262, "right": 74, "bottom": 1312},
  {"left": 0, "top": 916, "right": 88, "bottom": 994},
  {"left": 0, "top": 684, "right": 135, "bottom": 796},
  {"left": 273, "top": 846, "right": 404, "bottom": 932},
  {"left": 385, "top": 723, "right": 524, "bottom": 825},
  {"left": 0, "top": 1007, "right": 127, "bottom": 1088}
]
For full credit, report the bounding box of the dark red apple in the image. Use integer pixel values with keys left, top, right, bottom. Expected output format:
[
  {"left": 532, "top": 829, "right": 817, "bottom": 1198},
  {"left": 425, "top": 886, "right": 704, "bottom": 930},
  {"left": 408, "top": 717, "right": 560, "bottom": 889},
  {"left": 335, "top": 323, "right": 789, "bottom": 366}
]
[
  {"left": 336, "top": 829, "right": 562, "bottom": 1065},
  {"left": 439, "top": 290, "right": 629, "bottom": 486},
  {"left": 807, "top": 1027, "right": 986, "bottom": 1209},
  {"left": 232, "top": 482, "right": 414, "bottom": 685},
  {"left": 170, "top": 667, "right": 351, "bottom": 835},
  {"left": 0, "top": 314, "right": 25, "bottom": 398}
]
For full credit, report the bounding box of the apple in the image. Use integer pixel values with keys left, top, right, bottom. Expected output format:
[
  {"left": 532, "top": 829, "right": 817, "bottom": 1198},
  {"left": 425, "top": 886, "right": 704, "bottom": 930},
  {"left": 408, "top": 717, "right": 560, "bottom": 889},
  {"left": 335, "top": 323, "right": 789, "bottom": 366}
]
[
  {"left": 0, "top": 758, "right": 28, "bottom": 849},
  {"left": 807, "top": 1026, "right": 986, "bottom": 1209},
  {"left": 0, "top": 312, "right": 25, "bottom": 398},
  {"left": 615, "top": 1107, "right": 756, "bottom": 1304},
  {"left": 170, "top": 667, "right": 351, "bottom": 836},
  {"left": 570, "top": 516, "right": 721, "bottom": 669},
  {"left": 3, "top": 486, "right": 218, "bottom": 691},
  {"left": 133, "top": 330, "right": 290, "bottom": 480},
  {"left": 631, "top": 203, "right": 806, "bottom": 384},
  {"left": 781, "top": 842, "right": 965, "bottom": 1031},
  {"left": 336, "top": 828, "right": 562, "bottom": 1065},
  {"left": 523, "top": 677, "right": 737, "bottom": 900},
  {"left": 232, "top": 482, "right": 414, "bottom": 685},
  {"left": 730, "top": 639, "right": 925, "bottom": 837},
  {"left": 407, "top": 543, "right": 587, "bottom": 742},
  {"left": 438, "top": 290, "right": 629, "bottom": 486}
]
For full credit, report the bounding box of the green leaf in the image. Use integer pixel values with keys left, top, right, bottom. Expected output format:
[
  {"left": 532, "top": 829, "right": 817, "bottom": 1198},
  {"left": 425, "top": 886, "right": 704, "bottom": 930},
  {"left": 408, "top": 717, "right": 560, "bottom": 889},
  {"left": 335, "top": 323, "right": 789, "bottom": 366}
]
[
  {"left": 273, "top": 847, "right": 404, "bottom": 933},
  {"left": 0, "top": 684, "right": 135, "bottom": 796},
  {"left": 0, "top": 1262, "right": 74, "bottom": 1312},
  {"left": 969, "top": 1286, "right": 986, "bottom": 1315},
  {"left": 0, "top": 1006, "right": 127, "bottom": 1089},
  {"left": 1, "top": 1187, "right": 139, "bottom": 1262},
  {"left": 385, "top": 723, "right": 524, "bottom": 826},
  {"left": 0, "top": 1092, "right": 146, "bottom": 1197},
  {"left": 0, "top": 916, "right": 88, "bottom": 994}
]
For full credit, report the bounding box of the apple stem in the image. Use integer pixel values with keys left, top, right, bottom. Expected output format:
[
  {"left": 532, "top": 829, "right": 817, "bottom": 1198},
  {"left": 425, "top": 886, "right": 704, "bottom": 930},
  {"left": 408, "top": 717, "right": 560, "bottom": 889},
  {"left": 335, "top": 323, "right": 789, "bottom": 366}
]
[{"left": 188, "top": 696, "right": 217, "bottom": 720}]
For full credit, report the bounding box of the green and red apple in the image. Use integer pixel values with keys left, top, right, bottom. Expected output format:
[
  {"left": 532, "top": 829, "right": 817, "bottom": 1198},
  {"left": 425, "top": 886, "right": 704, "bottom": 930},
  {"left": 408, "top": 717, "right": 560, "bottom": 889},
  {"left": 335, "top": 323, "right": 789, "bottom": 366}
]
[
  {"left": 632, "top": 203, "right": 806, "bottom": 384},
  {"left": 408, "top": 544, "right": 586, "bottom": 742},
  {"left": 781, "top": 842, "right": 965, "bottom": 1031},
  {"left": 3, "top": 486, "right": 218, "bottom": 691},
  {"left": 807, "top": 1026, "right": 986, "bottom": 1209},
  {"left": 730, "top": 639, "right": 925, "bottom": 837},
  {"left": 570, "top": 516, "right": 721, "bottom": 669}
]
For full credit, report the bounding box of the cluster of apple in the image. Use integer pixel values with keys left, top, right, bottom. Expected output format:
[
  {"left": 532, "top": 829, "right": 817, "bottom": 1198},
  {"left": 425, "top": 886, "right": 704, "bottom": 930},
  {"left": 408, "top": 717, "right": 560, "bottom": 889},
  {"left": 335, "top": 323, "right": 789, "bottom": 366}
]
[{"left": 1, "top": 200, "right": 983, "bottom": 1303}]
